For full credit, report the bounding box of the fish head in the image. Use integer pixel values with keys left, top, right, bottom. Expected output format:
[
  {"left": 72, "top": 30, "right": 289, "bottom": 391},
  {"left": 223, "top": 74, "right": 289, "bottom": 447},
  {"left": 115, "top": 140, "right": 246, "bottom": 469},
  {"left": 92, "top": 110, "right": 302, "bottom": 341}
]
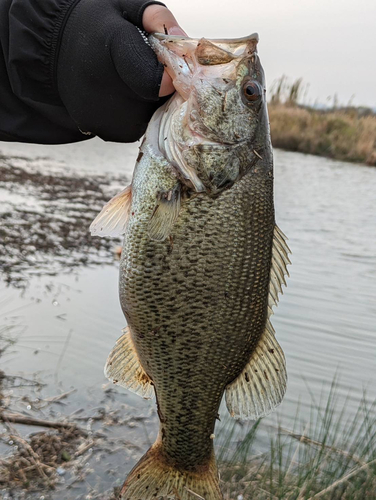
[{"left": 150, "top": 33, "right": 268, "bottom": 147}]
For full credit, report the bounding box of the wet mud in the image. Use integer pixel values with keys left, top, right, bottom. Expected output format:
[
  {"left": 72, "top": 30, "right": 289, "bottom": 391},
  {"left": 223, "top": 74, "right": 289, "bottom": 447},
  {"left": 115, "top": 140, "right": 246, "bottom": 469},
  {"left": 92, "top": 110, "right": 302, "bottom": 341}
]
[
  {"left": 0, "top": 354, "right": 153, "bottom": 500},
  {"left": 0, "top": 153, "right": 124, "bottom": 288}
]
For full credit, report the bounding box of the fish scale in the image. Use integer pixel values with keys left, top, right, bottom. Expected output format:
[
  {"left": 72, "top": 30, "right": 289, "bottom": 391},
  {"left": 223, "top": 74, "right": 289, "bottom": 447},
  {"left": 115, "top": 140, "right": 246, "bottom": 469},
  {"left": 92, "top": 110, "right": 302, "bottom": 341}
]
[{"left": 119, "top": 165, "right": 274, "bottom": 470}]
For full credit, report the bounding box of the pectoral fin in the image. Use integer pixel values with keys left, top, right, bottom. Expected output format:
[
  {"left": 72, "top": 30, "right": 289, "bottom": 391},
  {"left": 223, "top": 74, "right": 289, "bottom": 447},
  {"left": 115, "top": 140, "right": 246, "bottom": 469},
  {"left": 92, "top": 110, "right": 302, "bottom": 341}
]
[
  {"left": 225, "top": 320, "right": 287, "bottom": 420},
  {"left": 104, "top": 327, "right": 154, "bottom": 399},
  {"left": 90, "top": 185, "right": 132, "bottom": 237},
  {"left": 148, "top": 184, "right": 181, "bottom": 241}
]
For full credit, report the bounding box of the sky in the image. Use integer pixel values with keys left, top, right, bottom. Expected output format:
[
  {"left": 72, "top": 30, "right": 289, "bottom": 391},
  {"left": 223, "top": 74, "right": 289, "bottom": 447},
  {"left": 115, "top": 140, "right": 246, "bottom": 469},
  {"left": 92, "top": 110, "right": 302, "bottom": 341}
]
[{"left": 166, "top": 0, "right": 376, "bottom": 108}]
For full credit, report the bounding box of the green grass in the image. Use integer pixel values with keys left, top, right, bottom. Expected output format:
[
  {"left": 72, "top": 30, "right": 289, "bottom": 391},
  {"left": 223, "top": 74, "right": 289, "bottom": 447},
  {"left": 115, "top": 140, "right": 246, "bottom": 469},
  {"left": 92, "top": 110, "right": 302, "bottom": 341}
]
[{"left": 218, "top": 382, "right": 376, "bottom": 499}]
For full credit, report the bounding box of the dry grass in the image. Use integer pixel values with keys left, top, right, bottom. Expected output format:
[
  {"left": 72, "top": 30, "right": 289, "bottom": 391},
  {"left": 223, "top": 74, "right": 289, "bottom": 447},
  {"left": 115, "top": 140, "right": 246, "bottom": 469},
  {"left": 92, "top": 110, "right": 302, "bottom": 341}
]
[
  {"left": 217, "top": 381, "right": 376, "bottom": 500},
  {"left": 269, "top": 104, "right": 376, "bottom": 166},
  {"left": 267, "top": 76, "right": 376, "bottom": 166}
]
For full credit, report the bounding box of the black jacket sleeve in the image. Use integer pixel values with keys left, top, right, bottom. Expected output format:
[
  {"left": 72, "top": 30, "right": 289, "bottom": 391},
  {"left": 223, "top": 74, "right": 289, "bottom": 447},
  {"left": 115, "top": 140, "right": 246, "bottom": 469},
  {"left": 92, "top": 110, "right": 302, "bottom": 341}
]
[{"left": 0, "top": 0, "right": 167, "bottom": 144}]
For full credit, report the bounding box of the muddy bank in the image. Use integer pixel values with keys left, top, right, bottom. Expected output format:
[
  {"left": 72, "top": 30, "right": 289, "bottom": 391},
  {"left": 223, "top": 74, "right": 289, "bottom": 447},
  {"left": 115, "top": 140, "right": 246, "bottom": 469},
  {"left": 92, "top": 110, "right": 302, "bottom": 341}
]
[
  {"left": 0, "top": 153, "right": 125, "bottom": 288},
  {"left": 0, "top": 331, "right": 156, "bottom": 500}
]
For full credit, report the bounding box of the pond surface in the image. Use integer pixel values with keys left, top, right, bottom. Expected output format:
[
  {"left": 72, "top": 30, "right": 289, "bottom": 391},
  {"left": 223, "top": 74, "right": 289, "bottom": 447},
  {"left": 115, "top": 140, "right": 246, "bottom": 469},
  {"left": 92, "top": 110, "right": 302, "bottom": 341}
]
[{"left": 1, "top": 139, "right": 375, "bottom": 498}]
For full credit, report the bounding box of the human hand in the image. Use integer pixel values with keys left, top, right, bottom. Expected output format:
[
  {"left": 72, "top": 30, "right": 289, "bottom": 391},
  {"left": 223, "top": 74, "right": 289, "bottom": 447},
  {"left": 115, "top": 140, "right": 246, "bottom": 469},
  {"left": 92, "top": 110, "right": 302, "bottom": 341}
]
[
  {"left": 57, "top": 0, "right": 186, "bottom": 142},
  {"left": 142, "top": 5, "right": 187, "bottom": 96}
]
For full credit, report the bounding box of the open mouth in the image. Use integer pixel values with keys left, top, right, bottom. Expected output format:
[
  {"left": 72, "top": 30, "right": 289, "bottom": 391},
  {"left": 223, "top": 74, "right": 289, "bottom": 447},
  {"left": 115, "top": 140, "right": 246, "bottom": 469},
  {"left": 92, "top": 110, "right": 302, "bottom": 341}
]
[{"left": 150, "top": 33, "right": 260, "bottom": 101}]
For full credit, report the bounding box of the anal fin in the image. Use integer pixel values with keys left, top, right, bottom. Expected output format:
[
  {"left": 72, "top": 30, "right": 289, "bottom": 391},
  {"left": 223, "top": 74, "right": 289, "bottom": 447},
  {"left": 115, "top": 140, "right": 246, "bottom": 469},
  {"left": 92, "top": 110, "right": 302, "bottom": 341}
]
[
  {"left": 225, "top": 320, "right": 287, "bottom": 420},
  {"left": 104, "top": 327, "right": 154, "bottom": 399}
]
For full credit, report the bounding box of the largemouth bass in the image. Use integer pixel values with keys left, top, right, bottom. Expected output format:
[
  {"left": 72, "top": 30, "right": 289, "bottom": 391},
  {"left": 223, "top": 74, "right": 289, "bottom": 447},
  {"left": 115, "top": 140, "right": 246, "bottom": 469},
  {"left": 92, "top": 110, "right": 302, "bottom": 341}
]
[{"left": 91, "top": 32, "right": 290, "bottom": 500}]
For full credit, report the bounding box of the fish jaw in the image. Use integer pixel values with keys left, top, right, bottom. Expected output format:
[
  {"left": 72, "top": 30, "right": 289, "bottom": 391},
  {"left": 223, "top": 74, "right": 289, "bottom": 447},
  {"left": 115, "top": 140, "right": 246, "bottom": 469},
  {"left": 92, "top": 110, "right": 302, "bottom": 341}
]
[{"left": 149, "top": 33, "right": 259, "bottom": 100}]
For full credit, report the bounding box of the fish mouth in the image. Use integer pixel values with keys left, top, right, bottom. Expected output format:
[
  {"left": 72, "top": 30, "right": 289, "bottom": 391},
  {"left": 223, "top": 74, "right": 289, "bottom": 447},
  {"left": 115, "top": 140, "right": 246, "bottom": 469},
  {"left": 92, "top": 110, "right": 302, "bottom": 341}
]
[
  {"left": 150, "top": 32, "right": 259, "bottom": 60},
  {"left": 151, "top": 32, "right": 259, "bottom": 46},
  {"left": 150, "top": 33, "right": 259, "bottom": 100}
]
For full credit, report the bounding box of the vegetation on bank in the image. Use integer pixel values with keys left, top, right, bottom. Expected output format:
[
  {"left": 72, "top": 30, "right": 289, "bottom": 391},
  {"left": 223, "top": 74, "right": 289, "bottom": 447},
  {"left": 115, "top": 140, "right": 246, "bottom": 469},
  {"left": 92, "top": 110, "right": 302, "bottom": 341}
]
[
  {"left": 268, "top": 77, "right": 376, "bottom": 166},
  {"left": 218, "top": 384, "right": 376, "bottom": 499}
]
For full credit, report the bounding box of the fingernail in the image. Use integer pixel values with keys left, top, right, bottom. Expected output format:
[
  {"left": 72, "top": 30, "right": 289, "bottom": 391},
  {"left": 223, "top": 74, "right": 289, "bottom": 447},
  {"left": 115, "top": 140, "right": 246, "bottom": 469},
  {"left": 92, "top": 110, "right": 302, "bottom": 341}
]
[{"left": 168, "top": 26, "right": 188, "bottom": 37}]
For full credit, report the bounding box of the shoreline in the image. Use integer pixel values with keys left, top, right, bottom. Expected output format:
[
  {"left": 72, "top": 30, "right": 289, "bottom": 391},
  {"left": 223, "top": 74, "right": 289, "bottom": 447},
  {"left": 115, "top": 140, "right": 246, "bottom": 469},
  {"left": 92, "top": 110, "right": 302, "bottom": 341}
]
[{"left": 269, "top": 103, "right": 376, "bottom": 167}]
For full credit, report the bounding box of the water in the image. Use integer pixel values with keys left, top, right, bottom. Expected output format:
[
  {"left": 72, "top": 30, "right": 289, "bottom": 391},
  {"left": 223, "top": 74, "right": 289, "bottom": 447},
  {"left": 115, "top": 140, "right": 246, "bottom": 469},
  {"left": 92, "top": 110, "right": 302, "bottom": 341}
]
[
  {"left": 1, "top": 139, "right": 376, "bottom": 496},
  {"left": 272, "top": 150, "right": 376, "bottom": 418}
]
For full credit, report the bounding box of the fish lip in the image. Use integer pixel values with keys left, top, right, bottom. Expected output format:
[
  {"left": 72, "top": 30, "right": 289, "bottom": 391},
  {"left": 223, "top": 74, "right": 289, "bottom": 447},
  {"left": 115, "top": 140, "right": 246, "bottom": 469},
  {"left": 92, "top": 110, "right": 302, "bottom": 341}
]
[
  {"left": 151, "top": 32, "right": 190, "bottom": 41},
  {"left": 151, "top": 32, "right": 260, "bottom": 44}
]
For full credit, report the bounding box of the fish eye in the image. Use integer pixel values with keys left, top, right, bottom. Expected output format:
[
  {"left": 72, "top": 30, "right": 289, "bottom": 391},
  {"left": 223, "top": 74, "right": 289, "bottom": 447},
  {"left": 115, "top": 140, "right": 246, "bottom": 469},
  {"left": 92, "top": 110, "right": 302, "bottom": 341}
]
[{"left": 243, "top": 81, "right": 262, "bottom": 102}]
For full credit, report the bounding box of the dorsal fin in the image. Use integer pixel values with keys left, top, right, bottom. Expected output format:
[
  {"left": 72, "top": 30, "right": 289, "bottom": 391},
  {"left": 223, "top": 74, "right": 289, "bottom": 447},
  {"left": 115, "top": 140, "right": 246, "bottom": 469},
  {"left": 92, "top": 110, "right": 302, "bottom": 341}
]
[{"left": 268, "top": 225, "right": 291, "bottom": 313}]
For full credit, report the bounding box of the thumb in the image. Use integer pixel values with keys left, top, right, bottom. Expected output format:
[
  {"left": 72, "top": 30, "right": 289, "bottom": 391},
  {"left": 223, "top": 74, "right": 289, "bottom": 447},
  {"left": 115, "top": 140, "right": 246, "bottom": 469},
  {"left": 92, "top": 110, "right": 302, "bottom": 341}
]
[
  {"left": 142, "top": 5, "right": 187, "bottom": 36},
  {"left": 142, "top": 5, "right": 187, "bottom": 96}
]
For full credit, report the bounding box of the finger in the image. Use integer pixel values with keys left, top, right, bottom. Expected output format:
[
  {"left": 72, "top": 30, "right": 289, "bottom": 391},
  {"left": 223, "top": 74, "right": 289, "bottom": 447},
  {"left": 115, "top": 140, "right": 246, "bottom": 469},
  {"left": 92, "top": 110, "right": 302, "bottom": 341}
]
[
  {"left": 159, "top": 71, "right": 175, "bottom": 97},
  {"left": 142, "top": 5, "right": 187, "bottom": 36},
  {"left": 143, "top": 6, "right": 187, "bottom": 97}
]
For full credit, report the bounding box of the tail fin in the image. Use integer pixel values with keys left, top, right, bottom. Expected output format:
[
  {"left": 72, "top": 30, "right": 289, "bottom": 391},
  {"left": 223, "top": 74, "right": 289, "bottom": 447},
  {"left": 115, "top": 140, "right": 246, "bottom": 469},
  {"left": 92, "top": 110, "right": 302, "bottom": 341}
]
[{"left": 120, "top": 443, "right": 222, "bottom": 500}]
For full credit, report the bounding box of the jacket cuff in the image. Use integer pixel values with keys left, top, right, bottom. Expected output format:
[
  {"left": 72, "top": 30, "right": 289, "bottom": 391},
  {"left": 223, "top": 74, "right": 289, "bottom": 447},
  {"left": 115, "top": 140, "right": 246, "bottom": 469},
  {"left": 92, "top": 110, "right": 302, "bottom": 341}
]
[{"left": 123, "top": 1, "right": 167, "bottom": 30}]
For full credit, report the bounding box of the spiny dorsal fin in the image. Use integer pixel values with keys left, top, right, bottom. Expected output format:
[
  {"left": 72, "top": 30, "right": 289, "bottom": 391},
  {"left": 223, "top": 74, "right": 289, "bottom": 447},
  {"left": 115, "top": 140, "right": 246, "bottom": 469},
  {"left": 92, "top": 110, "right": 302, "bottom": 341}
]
[
  {"left": 90, "top": 185, "right": 132, "bottom": 237},
  {"left": 148, "top": 184, "right": 181, "bottom": 241},
  {"left": 225, "top": 320, "right": 287, "bottom": 420},
  {"left": 104, "top": 327, "right": 154, "bottom": 399},
  {"left": 268, "top": 224, "right": 291, "bottom": 313}
]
